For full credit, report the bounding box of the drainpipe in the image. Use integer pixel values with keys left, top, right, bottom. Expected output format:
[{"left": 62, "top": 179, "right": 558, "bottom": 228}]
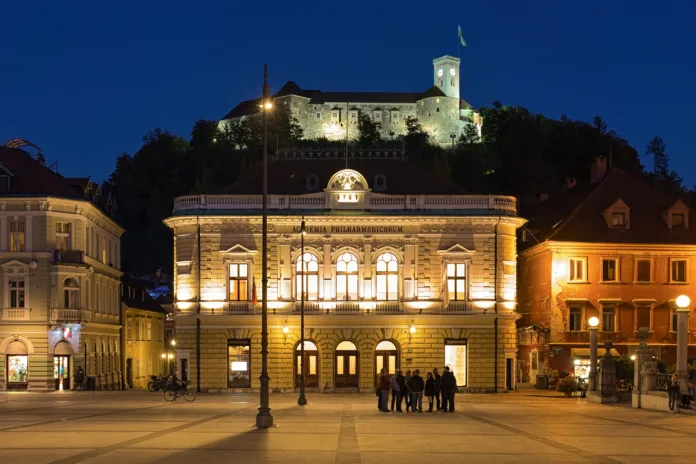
[
  {"left": 196, "top": 218, "right": 201, "bottom": 393},
  {"left": 494, "top": 218, "right": 501, "bottom": 394}
]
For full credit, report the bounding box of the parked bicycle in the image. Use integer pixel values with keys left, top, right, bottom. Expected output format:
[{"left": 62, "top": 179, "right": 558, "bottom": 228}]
[
  {"left": 148, "top": 375, "right": 166, "bottom": 392},
  {"left": 164, "top": 380, "right": 196, "bottom": 402}
]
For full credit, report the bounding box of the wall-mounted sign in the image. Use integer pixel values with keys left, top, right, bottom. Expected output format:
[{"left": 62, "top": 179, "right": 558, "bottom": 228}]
[{"left": 551, "top": 347, "right": 563, "bottom": 355}]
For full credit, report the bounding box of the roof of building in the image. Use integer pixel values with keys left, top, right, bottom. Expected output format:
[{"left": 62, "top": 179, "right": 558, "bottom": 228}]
[
  {"left": 122, "top": 276, "right": 168, "bottom": 314},
  {"left": 222, "top": 158, "right": 466, "bottom": 195},
  {"left": 0, "top": 147, "right": 86, "bottom": 198},
  {"left": 221, "top": 81, "right": 471, "bottom": 120},
  {"left": 521, "top": 168, "right": 696, "bottom": 248}
]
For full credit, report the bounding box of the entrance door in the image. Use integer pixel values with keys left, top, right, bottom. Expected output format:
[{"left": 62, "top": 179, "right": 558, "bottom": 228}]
[
  {"left": 374, "top": 340, "right": 398, "bottom": 386},
  {"left": 506, "top": 358, "right": 513, "bottom": 390},
  {"left": 529, "top": 350, "right": 539, "bottom": 385},
  {"left": 54, "top": 356, "right": 70, "bottom": 390},
  {"left": 295, "top": 341, "right": 319, "bottom": 388},
  {"left": 335, "top": 341, "right": 359, "bottom": 389}
]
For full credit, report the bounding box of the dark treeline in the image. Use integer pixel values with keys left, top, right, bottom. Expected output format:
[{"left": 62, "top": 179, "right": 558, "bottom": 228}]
[{"left": 103, "top": 102, "right": 687, "bottom": 276}]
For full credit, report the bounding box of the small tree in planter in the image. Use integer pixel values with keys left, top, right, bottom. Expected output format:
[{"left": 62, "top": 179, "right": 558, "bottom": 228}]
[{"left": 556, "top": 375, "right": 579, "bottom": 397}]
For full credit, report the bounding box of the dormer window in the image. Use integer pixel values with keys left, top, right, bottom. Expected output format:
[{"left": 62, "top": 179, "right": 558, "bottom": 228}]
[
  {"left": 665, "top": 200, "right": 690, "bottom": 229},
  {"left": 672, "top": 213, "right": 685, "bottom": 229},
  {"left": 603, "top": 199, "right": 630, "bottom": 229},
  {"left": 611, "top": 213, "right": 626, "bottom": 228}
]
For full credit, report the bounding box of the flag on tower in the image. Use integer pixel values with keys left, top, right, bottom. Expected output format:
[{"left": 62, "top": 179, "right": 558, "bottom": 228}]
[{"left": 458, "top": 25, "right": 467, "bottom": 47}]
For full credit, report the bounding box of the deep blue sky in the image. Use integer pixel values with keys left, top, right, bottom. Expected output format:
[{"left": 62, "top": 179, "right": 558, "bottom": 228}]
[{"left": 1, "top": 1, "right": 694, "bottom": 185}]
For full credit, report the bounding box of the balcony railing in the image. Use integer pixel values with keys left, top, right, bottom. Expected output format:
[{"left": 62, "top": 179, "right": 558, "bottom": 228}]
[
  {"left": 50, "top": 308, "right": 91, "bottom": 323},
  {"left": 53, "top": 249, "right": 84, "bottom": 264},
  {"left": 2, "top": 308, "right": 31, "bottom": 321},
  {"left": 293, "top": 302, "right": 322, "bottom": 313}
]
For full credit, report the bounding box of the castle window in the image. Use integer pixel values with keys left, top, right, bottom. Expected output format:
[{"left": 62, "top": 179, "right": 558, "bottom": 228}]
[
  {"left": 316, "top": 112, "right": 321, "bottom": 119},
  {"left": 438, "top": 79, "right": 443, "bottom": 87},
  {"left": 436, "top": 108, "right": 440, "bottom": 113},
  {"left": 373, "top": 112, "right": 382, "bottom": 122},
  {"left": 451, "top": 77, "right": 455, "bottom": 86}
]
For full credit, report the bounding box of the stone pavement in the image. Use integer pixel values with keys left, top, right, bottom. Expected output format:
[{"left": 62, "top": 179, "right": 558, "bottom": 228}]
[{"left": 1, "top": 390, "right": 696, "bottom": 464}]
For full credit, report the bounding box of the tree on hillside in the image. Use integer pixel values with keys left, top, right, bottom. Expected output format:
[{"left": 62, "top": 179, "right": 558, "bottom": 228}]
[
  {"left": 357, "top": 111, "right": 381, "bottom": 146},
  {"left": 645, "top": 136, "right": 683, "bottom": 196}
]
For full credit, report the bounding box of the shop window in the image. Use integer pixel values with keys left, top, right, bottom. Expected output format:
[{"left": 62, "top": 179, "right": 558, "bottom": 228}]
[
  {"left": 229, "top": 263, "right": 248, "bottom": 301},
  {"left": 376, "top": 252, "right": 398, "bottom": 301},
  {"left": 568, "top": 305, "right": 583, "bottom": 331},
  {"left": 601, "top": 258, "right": 618, "bottom": 282},
  {"left": 602, "top": 306, "right": 616, "bottom": 332},
  {"left": 228, "top": 339, "right": 251, "bottom": 388},
  {"left": 336, "top": 252, "right": 359, "bottom": 301},
  {"left": 63, "top": 277, "right": 80, "bottom": 309},
  {"left": 445, "top": 340, "right": 467, "bottom": 387},
  {"left": 9, "top": 278, "right": 25, "bottom": 308},
  {"left": 569, "top": 258, "right": 586, "bottom": 282},
  {"left": 636, "top": 259, "right": 652, "bottom": 283},
  {"left": 56, "top": 222, "right": 71, "bottom": 250},
  {"left": 9, "top": 220, "right": 25, "bottom": 252},
  {"left": 7, "top": 355, "right": 28, "bottom": 384},
  {"left": 670, "top": 259, "right": 687, "bottom": 283},
  {"left": 296, "top": 253, "right": 319, "bottom": 301},
  {"left": 446, "top": 263, "right": 466, "bottom": 301}
]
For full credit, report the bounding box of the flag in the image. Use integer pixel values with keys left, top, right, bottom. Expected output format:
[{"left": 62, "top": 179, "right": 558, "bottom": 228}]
[
  {"left": 252, "top": 282, "right": 258, "bottom": 305},
  {"left": 458, "top": 25, "right": 467, "bottom": 47}
]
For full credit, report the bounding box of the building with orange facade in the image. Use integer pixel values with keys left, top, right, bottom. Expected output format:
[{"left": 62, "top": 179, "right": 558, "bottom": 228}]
[{"left": 517, "top": 158, "right": 696, "bottom": 384}]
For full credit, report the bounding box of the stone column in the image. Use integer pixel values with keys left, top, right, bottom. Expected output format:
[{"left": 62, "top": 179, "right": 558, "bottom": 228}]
[
  {"left": 676, "top": 307, "right": 690, "bottom": 394},
  {"left": 589, "top": 325, "right": 598, "bottom": 391}
]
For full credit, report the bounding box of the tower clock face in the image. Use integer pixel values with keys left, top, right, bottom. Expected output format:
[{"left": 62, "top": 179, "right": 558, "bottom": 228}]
[
  {"left": 450, "top": 69, "right": 456, "bottom": 76},
  {"left": 437, "top": 69, "right": 443, "bottom": 77}
]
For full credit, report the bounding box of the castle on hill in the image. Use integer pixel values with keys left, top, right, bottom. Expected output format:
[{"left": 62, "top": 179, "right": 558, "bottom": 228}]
[{"left": 220, "top": 55, "right": 482, "bottom": 145}]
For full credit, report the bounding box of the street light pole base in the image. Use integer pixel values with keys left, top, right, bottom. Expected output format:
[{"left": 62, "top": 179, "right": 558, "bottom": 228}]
[
  {"left": 298, "top": 396, "right": 307, "bottom": 406},
  {"left": 255, "top": 411, "right": 274, "bottom": 428}
]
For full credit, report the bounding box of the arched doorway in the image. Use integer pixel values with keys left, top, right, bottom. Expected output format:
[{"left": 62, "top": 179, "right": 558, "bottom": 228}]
[
  {"left": 374, "top": 340, "right": 398, "bottom": 386},
  {"left": 6, "top": 341, "right": 29, "bottom": 390},
  {"left": 335, "top": 341, "right": 359, "bottom": 388},
  {"left": 54, "top": 341, "right": 72, "bottom": 391},
  {"left": 295, "top": 341, "right": 319, "bottom": 388}
]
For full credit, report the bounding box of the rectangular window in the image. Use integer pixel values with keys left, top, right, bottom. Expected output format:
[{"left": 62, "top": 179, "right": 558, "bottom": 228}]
[
  {"left": 127, "top": 320, "right": 133, "bottom": 341},
  {"left": 316, "top": 112, "right": 321, "bottom": 119},
  {"left": 446, "top": 263, "right": 466, "bottom": 301},
  {"left": 228, "top": 340, "right": 251, "bottom": 388},
  {"left": 373, "top": 112, "right": 382, "bottom": 121},
  {"left": 636, "top": 305, "right": 651, "bottom": 331},
  {"left": 444, "top": 340, "right": 467, "bottom": 387},
  {"left": 147, "top": 319, "right": 152, "bottom": 341},
  {"left": 671, "top": 259, "right": 687, "bottom": 283},
  {"left": 391, "top": 111, "right": 399, "bottom": 121},
  {"left": 602, "top": 307, "right": 616, "bottom": 332},
  {"left": 56, "top": 223, "right": 71, "bottom": 250},
  {"left": 611, "top": 213, "right": 626, "bottom": 228},
  {"left": 336, "top": 356, "right": 344, "bottom": 375},
  {"left": 602, "top": 259, "right": 618, "bottom": 282},
  {"left": 672, "top": 311, "right": 678, "bottom": 332},
  {"left": 229, "top": 263, "right": 248, "bottom": 301},
  {"left": 636, "top": 259, "right": 651, "bottom": 283},
  {"left": 672, "top": 213, "right": 685, "bottom": 228},
  {"left": 9, "top": 278, "right": 25, "bottom": 308},
  {"left": 569, "top": 258, "right": 586, "bottom": 282},
  {"left": 7, "top": 355, "right": 28, "bottom": 383},
  {"left": 568, "top": 305, "right": 582, "bottom": 331},
  {"left": 136, "top": 320, "right": 141, "bottom": 341},
  {"left": 9, "top": 220, "right": 25, "bottom": 252}
]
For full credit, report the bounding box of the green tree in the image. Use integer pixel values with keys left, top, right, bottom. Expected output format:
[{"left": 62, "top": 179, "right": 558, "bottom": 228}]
[
  {"left": 357, "top": 111, "right": 381, "bottom": 146},
  {"left": 645, "top": 136, "right": 683, "bottom": 196}
]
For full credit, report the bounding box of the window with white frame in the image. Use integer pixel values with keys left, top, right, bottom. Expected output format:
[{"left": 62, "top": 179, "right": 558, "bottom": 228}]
[
  {"left": 63, "top": 277, "right": 80, "bottom": 309},
  {"left": 56, "top": 223, "right": 71, "bottom": 250},
  {"left": 569, "top": 258, "right": 587, "bottom": 282},
  {"left": 373, "top": 111, "right": 382, "bottom": 122},
  {"left": 446, "top": 263, "right": 466, "bottom": 301},
  {"left": 568, "top": 304, "right": 583, "bottom": 331},
  {"left": 602, "top": 306, "right": 616, "bottom": 332},
  {"left": 670, "top": 259, "right": 687, "bottom": 283},
  {"left": 601, "top": 258, "right": 618, "bottom": 282},
  {"left": 128, "top": 319, "right": 134, "bottom": 341},
  {"left": 9, "top": 220, "right": 25, "bottom": 252},
  {"left": 376, "top": 252, "right": 398, "bottom": 301},
  {"left": 636, "top": 259, "right": 652, "bottom": 283},
  {"left": 336, "top": 252, "right": 359, "bottom": 301},
  {"left": 391, "top": 111, "right": 399, "bottom": 121},
  {"left": 229, "top": 263, "right": 248, "bottom": 301},
  {"left": 9, "top": 278, "right": 25, "bottom": 308},
  {"left": 296, "top": 252, "right": 319, "bottom": 301}
]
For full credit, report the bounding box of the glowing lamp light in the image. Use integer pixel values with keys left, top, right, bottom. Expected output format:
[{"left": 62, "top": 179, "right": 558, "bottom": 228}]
[
  {"left": 161, "top": 353, "right": 166, "bottom": 359},
  {"left": 574, "top": 359, "right": 580, "bottom": 366},
  {"left": 588, "top": 316, "right": 599, "bottom": 328},
  {"left": 170, "top": 339, "right": 177, "bottom": 346},
  {"left": 676, "top": 295, "right": 690, "bottom": 309},
  {"left": 282, "top": 324, "right": 289, "bottom": 334},
  {"left": 409, "top": 324, "right": 416, "bottom": 334},
  {"left": 167, "top": 353, "right": 174, "bottom": 360},
  {"left": 630, "top": 355, "right": 636, "bottom": 361}
]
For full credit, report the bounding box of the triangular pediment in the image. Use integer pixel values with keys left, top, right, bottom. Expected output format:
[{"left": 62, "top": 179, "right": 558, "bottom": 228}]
[
  {"left": 438, "top": 244, "right": 475, "bottom": 254},
  {"left": 1, "top": 260, "right": 30, "bottom": 269},
  {"left": 221, "top": 244, "right": 257, "bottom": 254},
  {"left": 606, "top": 198, "right": 630, "bottom": 212}
]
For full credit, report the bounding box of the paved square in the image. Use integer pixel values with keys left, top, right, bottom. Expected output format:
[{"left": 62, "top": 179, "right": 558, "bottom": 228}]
[{"left": 1, "top": 391, "right": 695, "bottom": 463}]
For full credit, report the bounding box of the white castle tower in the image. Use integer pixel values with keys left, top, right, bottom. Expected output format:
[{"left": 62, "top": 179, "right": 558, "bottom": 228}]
[{"left": 433, "top": 55, "right": 460, "bottom": 100}]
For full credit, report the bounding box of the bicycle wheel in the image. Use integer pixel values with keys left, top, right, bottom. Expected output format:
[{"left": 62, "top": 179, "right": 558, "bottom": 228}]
[
  {"left": 148, "top": 382, "right": 156, "bottom": 392},
  {"left": 183, "top": 389, "right": 197, "bottom": 402},
  {"left": 164, "top": 390, "right": 177, "bottom": 402}
]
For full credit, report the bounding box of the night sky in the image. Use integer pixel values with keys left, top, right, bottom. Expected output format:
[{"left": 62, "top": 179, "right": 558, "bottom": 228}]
[{"left": 1, "top": 1, "right": 694, "bottom": 185}]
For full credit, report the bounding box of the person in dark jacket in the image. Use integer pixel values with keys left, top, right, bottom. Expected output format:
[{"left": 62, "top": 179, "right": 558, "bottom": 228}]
[
  {"left": 440, "top": 366, "right": 456, "bottom": 412},
  {"left": 404, "top": 370, "right": 412, "bottom": 412},
  {"left": 378, "top": 369, "right": 391, "bottom": 412},
  {"left": 390, "top": 371, "right": 401, "bottom": 412},
  {"left": 432, "top": 368, "right": 442, "bottom": 411},
  {"left": 424, "top": 372, "right": 435, "bottom": 412},
  {"left": 407, "top": 369, "right": 425, "bottom": 412},
  {"left": 396, "top": 371, "right": 407, "bottom": 412}
]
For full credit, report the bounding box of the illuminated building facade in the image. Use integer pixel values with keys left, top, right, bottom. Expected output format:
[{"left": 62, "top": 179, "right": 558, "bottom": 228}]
[
  {"left": 518, "top": 158, "right": 696, "bottom": 383},
  {"left": 0, "top": 144, "right": 123, "bottom": 391},
  {"left": 220, "top": 55, "right": 482, "bottom": 145},
  {"left": 165, "top": 154, "right": 523, "bottom": 392}
]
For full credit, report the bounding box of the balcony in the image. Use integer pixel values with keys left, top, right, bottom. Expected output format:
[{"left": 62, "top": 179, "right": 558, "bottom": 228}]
[
  {"left": 50, "top": 308, "right": 91, "bottom": 323},
  {"left": 53, "top": 249, "right": 84, "bottom": 265},
  {"left": 2, "top": 308, "right": 31, "bottom": 321}
]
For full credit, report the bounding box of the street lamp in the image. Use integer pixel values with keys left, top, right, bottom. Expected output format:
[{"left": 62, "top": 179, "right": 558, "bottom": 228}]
[
  {"left": 588, "top": 316, "right": 599, "bottom": 392},
  {"left": 675, "top": 295, "right": 690, "bottom": 395},
  {"left": 298, "top": 216, "right": 307, "bottom": 406},
  {"left": 256, "top": 64, "right": 274, "bottom": 428},
  {"left": 171, "top": 339, "right": 176, "bottom": 347}
]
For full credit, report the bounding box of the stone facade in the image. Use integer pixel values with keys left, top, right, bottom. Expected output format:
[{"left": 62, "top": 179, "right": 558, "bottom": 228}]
[
  {"left": 0, "top": 197, "right": 123, "bottom": 391},
  {"left": 121, "top": 299, "right": 166, "bottom": 390},
  {"left": 166, "top": 168, "right": 523, "bottom": 393}
]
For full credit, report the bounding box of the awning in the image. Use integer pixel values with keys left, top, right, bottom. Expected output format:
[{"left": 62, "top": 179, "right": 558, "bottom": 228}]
[{"left": 571, "top": 348, "right": 621, "bottom": 358}]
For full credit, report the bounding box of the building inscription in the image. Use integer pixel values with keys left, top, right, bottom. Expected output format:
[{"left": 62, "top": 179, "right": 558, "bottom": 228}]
[{"left": 289, "top": 225, "right": 406, "bottom": 234}]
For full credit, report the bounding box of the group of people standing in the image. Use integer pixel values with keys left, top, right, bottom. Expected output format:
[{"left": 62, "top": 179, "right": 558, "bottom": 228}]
[
  {"left": 667, "top": 374, "right": 696, "bottom": 412},
  {"left": 377, "top": 366, "right": 458, "bottom": 413}
]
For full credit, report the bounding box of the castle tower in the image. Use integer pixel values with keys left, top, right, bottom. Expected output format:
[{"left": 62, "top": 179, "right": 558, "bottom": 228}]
[{"left": 433, "top": 55, "right": 460, "bottom": 100}]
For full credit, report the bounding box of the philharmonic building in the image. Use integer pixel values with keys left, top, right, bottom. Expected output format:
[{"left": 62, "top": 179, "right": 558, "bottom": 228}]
[{"left": 165, "top": 153, "right": 524, "bottom": 392}]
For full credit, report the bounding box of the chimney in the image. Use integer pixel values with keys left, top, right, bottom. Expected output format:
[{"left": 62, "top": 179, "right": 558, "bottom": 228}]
[
  {"left": 539, "top": 193, "right": 549, "bottom": 202},
  {"left": 590, "top": 156, "right": 607, "bottom": 184},
  {"left": 563, "top": 177, "right": 577, "bottom": 190}
]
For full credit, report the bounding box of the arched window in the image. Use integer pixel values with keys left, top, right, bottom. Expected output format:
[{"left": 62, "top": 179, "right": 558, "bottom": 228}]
[
  {"left": 376, "top": 252, "right": 398, "bottom": 301},
  {"left": 63, "top": 277, "right": 80, "bottom": 309},
  {"left": 336, "top": 252, "right": 359, "bottom": 301},
  {"left": 296, "top": 252, "right": 319, "bottom": 301},
  {"left": 375, "top": 340, "right": 398, "bottom": 379}
]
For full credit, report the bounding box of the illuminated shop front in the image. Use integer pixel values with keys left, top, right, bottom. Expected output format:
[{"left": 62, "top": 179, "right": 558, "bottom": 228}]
[{"left": 166, "top": 160, "right": 524, "bottom": 393}]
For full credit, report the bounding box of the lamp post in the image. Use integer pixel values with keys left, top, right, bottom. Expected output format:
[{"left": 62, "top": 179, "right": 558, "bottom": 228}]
[
  {"left": 588, "top": 316, "right": 599, "bottom": 391},
  {"left": 256, "top": 64, "right": 274, "bottom": 428},
  {"left": 675, "top": 295, "right": 690, "bottom": 396},
  {"left": 298, "top": 216, "right": 307, "bottom": 406}
]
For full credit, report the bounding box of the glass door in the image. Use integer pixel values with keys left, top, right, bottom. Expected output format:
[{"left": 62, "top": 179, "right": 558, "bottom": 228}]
[{"left": 54, "top": 356, "right": 70, "bottom": 390}]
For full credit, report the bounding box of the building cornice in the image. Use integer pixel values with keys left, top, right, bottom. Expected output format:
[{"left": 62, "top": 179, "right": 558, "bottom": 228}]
[{"left": 520, "top": 240, "right": 696, "bottom": 258}]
